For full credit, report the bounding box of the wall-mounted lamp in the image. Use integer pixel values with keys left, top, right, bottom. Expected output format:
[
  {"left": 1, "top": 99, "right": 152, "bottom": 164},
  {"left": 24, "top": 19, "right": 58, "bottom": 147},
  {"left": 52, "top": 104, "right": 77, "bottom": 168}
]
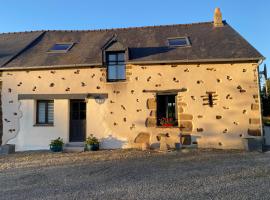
[{"left": 95, "top": 96, "right": 105, "bottom": 104}]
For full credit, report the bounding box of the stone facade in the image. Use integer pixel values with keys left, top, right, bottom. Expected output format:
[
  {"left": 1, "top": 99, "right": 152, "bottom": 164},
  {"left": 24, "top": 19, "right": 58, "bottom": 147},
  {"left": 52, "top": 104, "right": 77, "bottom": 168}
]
[{"left": 1, "top": 62, "right": 262, "bottom": 150}]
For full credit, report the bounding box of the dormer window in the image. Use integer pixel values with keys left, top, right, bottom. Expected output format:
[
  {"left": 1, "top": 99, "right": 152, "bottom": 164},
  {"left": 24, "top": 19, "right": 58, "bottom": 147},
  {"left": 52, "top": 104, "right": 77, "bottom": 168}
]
[
  {"left": 48, "top": 43, "right": 74, "bottom": 53},
  {"left": 106, "top": 51, "right": 126, "bottom": 82},
  {"left": 168, "top": 37, "right": 190, "bottom": 47}
]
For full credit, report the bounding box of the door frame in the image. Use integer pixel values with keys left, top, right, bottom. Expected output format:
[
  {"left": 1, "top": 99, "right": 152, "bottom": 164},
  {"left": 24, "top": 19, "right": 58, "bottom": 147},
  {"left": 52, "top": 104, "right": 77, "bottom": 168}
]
[{"left": 69, "top": 99, "right": 86, "bottom": 142}]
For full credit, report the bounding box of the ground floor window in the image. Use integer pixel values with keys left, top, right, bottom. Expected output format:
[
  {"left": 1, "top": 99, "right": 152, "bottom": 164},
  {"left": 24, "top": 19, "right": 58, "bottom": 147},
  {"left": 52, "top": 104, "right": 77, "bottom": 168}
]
[
  {"left": 36, "top": 100, "right": 54, "bottom": 125},
  {"left": 157, "top": 94, "right": 178, "bottom": 127}
]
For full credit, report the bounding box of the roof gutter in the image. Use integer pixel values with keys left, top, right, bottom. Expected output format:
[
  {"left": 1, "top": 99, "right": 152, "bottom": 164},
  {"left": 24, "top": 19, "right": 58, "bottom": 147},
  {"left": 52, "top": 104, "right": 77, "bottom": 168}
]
[
  {"left": 126, "top": 57, "right": 265, "bottom": 65},
  {"left": 0, "top": 63, "right": 103, "bottom": 71},
  {"left": 0, "top": 57, "right": 265, "bottom": 71}
]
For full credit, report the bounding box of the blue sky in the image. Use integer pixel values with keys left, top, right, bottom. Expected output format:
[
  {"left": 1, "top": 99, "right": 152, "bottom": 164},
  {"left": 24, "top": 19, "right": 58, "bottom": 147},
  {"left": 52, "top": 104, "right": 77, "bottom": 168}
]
[{"left": 0, "top": 0, "right": 269, "bottom": 72}]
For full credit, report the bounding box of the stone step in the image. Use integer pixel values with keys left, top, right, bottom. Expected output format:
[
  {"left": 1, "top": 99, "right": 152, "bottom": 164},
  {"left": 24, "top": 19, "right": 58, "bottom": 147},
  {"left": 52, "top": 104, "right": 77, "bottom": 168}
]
[
  {"left": 63, "top": 146, "right": 85, "bottom": 153},
  {"left": 65, "top": 142, "right": 84, "bottom": 147}
]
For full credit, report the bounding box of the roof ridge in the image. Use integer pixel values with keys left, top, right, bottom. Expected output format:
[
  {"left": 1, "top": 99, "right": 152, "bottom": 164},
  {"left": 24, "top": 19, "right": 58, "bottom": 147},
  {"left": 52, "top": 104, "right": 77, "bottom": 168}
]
[
  {"left": 0, "top": 21, "right": 214, "bottom": 35},
  {"left": 0, "top": 30, "right": 44, "bottom": 35}
]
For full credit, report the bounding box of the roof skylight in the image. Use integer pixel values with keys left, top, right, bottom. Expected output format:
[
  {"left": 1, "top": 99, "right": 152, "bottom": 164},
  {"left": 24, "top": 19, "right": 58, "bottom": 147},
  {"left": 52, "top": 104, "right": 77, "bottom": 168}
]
[
  {"left": 48, "top": 43, "right": 74, "bottom": 53},
  {"left": 168, "top": 37, "right": 190, "bottom": 47}
]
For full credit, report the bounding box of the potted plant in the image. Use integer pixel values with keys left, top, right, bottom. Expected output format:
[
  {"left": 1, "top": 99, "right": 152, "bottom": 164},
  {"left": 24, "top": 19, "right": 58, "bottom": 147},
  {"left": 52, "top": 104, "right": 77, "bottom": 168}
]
[
  {"left": 49, "top": 137, "right": 64, "bottom": 152},
  {"left": 85, "top": 134, "right": 99, "bottom": 151},
  {"left": 159, "top": 117, "right": 175, "bottom": 127}
]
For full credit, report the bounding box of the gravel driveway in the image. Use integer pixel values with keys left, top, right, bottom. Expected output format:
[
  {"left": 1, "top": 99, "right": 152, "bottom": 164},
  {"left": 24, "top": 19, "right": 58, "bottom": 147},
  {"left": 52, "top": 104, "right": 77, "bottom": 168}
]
[{"left": 1, "top": 149, "right": 270, "bottom": 200}]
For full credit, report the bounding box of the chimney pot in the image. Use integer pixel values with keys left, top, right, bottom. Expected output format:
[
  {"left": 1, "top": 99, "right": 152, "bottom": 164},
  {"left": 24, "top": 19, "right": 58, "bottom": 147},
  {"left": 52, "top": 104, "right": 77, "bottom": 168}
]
[{"left": 214, "top": 8, "right": 224, "bottom": 27}]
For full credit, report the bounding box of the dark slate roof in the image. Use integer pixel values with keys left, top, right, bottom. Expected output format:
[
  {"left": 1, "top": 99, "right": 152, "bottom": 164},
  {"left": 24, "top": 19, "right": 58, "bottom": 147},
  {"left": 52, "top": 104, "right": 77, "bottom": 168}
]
[
  {"left": 0, "top": 21, "right": 264, "bottom": 69},
  {"left": 0, "top": 31, "right": 44, "bottom": 67}
]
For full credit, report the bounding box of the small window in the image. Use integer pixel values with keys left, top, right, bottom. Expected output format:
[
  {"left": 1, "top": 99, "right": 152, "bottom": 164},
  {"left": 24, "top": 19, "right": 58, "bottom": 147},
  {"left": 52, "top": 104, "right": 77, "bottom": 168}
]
[
  {"left": 168, "top": 37, "right": 190, "bottom": 47},
  {"left": 48, "top": 43, "right": 74, "bottom": 53},
  {"left": 157, "top": 94, "right": 178, "bottom": 127},
  {"left": 36, "top": 100, "right": 54, "bottom": 125},
  {"left": 106, "top": 51, "right": 126, "bottom": 82}
]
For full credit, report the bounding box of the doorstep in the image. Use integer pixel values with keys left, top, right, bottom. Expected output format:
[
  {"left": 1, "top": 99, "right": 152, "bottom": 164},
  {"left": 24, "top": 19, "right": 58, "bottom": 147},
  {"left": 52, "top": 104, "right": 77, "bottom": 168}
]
[{"left": 63, "top": 142, "right": 85, "bottom": 153}]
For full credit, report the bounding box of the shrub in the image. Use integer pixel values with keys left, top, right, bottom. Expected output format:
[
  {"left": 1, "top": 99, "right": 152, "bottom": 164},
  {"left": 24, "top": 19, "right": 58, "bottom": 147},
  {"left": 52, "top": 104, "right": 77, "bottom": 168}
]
[
  {"left": 50, "top": 137, "right": 64, "bottom": 147},
  {"left": 85, "top": 134, "right": 99, "bottom": 145}
]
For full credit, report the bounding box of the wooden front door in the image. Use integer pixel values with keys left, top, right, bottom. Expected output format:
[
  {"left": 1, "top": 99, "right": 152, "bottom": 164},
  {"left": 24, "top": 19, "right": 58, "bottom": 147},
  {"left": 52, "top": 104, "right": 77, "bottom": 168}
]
[{"left": 69, "top": 100, "right": 86, "bottom": 142}]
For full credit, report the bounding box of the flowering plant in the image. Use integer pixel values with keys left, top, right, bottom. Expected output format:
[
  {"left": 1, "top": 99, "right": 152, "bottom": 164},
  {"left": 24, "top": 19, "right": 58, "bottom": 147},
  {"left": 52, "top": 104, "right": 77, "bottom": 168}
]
[{"left": 159, "top": 117, "right": 175, "bottom": 126}]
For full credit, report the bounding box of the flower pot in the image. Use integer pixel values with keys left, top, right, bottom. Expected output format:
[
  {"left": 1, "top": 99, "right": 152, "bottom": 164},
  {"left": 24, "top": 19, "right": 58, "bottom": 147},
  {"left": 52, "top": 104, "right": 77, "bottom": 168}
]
[
  {"left": 86, "top": 143, "right": 99, "bottom": 151},
  {"left": 50, "top": 145, "right": 63, "bottom": 152}
]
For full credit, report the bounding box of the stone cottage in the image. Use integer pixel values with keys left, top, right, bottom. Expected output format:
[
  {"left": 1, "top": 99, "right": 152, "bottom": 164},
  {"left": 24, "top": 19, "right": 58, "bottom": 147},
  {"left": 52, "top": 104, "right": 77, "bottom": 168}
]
[{"left": 0, "top": 8, "right": 265, "bottom": 151}]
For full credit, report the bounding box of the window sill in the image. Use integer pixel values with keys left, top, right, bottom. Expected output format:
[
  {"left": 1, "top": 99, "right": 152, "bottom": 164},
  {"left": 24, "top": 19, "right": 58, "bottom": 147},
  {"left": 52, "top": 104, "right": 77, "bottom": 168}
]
[
  {"left": 33, "top": 124, "right": 54, "bottom": 127},
  {"left": 156, "top": 126, "right": 179, "bottom": 129},
  {"left": 105, "top": 80, "right": 128, "bottom": 84}
]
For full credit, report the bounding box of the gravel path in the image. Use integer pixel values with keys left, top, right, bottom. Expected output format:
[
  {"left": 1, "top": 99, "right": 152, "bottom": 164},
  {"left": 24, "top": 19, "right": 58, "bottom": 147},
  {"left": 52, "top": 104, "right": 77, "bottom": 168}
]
[{"left": 1, "top": 149, "right": 270, "bottom": 200}]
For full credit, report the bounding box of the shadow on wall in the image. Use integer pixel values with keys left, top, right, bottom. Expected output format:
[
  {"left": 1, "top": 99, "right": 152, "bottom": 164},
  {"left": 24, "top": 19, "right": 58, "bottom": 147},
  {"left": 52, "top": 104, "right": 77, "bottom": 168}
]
[{"left": 100, "top": 135, "right": 127, "bottom": 149}]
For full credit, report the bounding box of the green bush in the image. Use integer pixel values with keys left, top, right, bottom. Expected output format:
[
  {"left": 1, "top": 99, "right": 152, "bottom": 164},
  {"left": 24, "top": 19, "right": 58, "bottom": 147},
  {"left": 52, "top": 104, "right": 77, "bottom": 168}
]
[
  {"left": 50, "top": 137, "right": 64, "bottom": 147},
  {"left": 85, "top": 134, "right": 99, "bottom": 145}
]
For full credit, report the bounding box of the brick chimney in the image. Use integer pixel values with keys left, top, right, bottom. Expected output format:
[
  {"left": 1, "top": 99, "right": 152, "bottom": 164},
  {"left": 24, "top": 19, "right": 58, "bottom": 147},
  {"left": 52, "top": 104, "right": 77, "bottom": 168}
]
[{"left": 214, "top": 8, "right": 224, "bottom": 27}]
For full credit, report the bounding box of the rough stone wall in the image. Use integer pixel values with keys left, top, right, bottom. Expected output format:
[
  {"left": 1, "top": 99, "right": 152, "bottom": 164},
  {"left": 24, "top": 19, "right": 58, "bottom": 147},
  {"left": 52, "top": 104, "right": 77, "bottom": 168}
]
[{"left": 1, "top": 62, "right": 262, "bottom": 150}]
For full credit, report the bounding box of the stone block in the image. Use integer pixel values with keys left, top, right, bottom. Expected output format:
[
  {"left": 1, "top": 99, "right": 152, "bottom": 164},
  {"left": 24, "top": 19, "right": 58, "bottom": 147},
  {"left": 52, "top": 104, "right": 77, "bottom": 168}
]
[
  {"left": 178, "top": 102, "right": 187, "bottom": 107},
  {"left": 182, "top": 135, "right": 191, "bottom": 145},
  {"left": 248, "top": 129, "right": 261, "bottom": 136},
  {"left": 145, "top": 117, "right": 156, "bottom": 127},
  {"left": 156, "top": 133, "right": 169, "bottom": 141},
  {"left": 146, "top": 98, "right": 156, "bottom": 109},
  {"left": 253, "top": 94, "right": 258, "bottom": 99},
  {"left": 150, "top": 110, "right": 156, "bottom": 117},
  {"left": 179, "top": 114, "right": 193, "bottom": 120},
  {"left": 216, "top": 115, "right": 222, "bottom": 119},
  {"left": 249, "top": 118, "right": 260, "bottom": 125},
  {"left": 141, "top": 142, "right": 150, "bottom": 151},
  {"left": 251, "top": 103, "right": 259, "bottom": 111},
  {"left": 179, "top": 121, "right": 193, "bottom": 132},
  {"left": 159, "top": 137, "right": 169, "bottom": 152},
  {"left": 197, "top": 128, "right": 204, "bottom": 132},
  {"left": 0, "top": 144, "right": 15, "bottom": 155},
  {"left": 177, "top": 106, "right": 184, "bottom": 113},
  {"left": 134, "top": 132, "right": 150, "bottom": 143}
]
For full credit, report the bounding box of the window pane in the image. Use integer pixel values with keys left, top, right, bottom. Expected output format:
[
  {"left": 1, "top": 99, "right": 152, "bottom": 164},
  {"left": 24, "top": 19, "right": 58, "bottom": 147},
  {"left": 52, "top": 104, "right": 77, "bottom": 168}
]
[
  {"left": 38, "top": 102, "right": 46, "bottom": 123},
  {"left": 80, "top": 102, "right": 86, "bottom": 111},
  {"left": 80, "top": 111, "right": 86, "bottom": 119},
  {"left": 108, "top": 65, "right": 117, "bottom": 80},
  {"left": 49, "top": 43, "right": 73, "bottom": 51},
  {"left": 117, "top": 53, "right": 125, "bottom": 61},
  {"left": 72, "top": 111, "right": 79, "bottom": 120},
  {"left": 168, "top": 38, "right": 188, "bottom": 46},
  {"left": 106, "top": 52, "right": 126, "bottom": 81},
  {"left": 157, "top": 94, "right": 177, "bottom": 126},
  {"left": 47, "top": 102, "right": 54, "bottom": 123},
  {"left": 116, "top": 65, "right": 126, "bottom": 80},
  {"left": 167, "top": 95, "right": 176, "bottom": 118},
  {"left": 72, "top": 102, "right": 79, "bottom": 111},
  {"left": 108, "top": 54, "right": 117, "bottom": 61}
]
